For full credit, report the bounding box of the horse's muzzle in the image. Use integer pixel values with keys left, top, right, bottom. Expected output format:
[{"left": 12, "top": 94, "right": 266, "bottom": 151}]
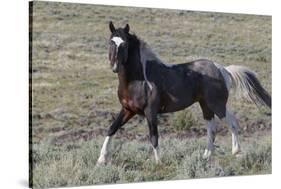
[{"left": 112, "top": 62, "right": 118, "bottom": 73}]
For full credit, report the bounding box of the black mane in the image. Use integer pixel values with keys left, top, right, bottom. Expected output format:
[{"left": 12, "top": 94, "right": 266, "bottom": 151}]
[{"left": 124, "top": 33, "right": 144, "bottom": 81}]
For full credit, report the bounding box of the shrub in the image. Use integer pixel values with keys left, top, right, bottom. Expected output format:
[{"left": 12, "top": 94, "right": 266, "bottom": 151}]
[
  {"left": 172, "top": 109, "right": 197, "bottom": 131},
  {"left": 238, "top": 142, "right": 272, "bottom": 174}
]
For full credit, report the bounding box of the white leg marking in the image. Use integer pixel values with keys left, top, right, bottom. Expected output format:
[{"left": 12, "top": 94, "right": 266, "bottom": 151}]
[
  {"left": 224, "top": 109, "right": 241, "bottom": 155},
  {"left": 203, "top": 149, "right": 212, "bottom": 159},
  {"left": 203, "top": 118, "right": 216, "bottom": 159},
  {"left": 97, "top": 136, "right": 112, "bottom": 164},
  {"left": 153, "top": 146, "right": 161, "bottom": 163}
]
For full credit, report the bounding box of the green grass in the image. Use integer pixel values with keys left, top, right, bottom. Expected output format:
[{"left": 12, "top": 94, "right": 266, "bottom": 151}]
[{"left": 30, "top": 1, "right": 272, "bottom": 188}]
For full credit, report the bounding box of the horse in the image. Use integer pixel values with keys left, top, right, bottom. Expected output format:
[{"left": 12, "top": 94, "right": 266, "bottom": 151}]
[{"left": 97, "top": 21, "right": 271, "bottom": 164}]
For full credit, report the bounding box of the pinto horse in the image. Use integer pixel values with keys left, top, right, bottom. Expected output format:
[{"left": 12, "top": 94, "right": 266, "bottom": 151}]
[{"left": 97, "top": 22, "right": 271, "bottom": 164}]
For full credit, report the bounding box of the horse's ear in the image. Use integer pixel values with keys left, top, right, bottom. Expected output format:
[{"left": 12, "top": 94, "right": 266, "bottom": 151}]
[
  {"left": 124, "top": 24, "right": 130, "bottom": 33},
  {"left": 109, "top": 21, "right": 116, "bottom": 33}
]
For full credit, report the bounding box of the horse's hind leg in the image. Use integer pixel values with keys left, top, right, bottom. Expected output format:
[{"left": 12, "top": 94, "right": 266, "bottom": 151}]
[
  {"left": 199, "top": 100, "right": 216, "bottom": 159},
  {"left": 222, "top": 109, "right": 241, "bottom": 155},
  {"left": 203, "top": 119, "right": 217, "bottom": 159},
  {"left": 97, "top": 109, "right": 135, "bottom": 165},
  {"left": 203, "top": 99, "right": 241, "bottom": 156}
]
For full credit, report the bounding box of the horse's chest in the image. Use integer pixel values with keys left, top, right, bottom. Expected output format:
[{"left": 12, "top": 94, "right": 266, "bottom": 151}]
[
  {"left": 121, "top": 98, "right": 134, "bottom": 109},
  {"left": 119, "top": 95, "right": 142, "bottom": 113},
  {"left": 118, "top": 86, "right": 146, "bottom": 113}
]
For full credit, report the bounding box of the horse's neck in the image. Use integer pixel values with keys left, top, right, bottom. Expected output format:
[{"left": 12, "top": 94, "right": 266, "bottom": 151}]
[
  {"left": 117, "top": 66, "right": 129, "bottom": 90},
  {"left": 117, "top": 46, "right": 143, "bottom": 88},
  {"left": 117, "top": 62, "right": 143, "bottom": 89}
]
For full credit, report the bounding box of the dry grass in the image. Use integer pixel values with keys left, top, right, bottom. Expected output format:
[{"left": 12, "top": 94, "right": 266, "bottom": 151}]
[
  {"left": 30, "top": 1, "right": 272, "bottom": 188},
  {"left": 31, "top": 134, "right": 271, "bottom": 188}
]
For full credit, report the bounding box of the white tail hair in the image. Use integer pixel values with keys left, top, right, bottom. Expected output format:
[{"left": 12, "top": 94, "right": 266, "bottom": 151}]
[{"left": 222, "top": 65, "right": 271, "bottom": 108}]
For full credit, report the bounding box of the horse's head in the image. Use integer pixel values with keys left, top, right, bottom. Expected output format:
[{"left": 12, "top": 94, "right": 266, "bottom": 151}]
[{"left": 108, "top": 21, "right": 130, "bottom": 73}]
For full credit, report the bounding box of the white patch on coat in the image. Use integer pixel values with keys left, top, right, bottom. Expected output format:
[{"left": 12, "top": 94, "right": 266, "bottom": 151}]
[
  {"left": 214, "top": 62, "right": 232, "bottom": 91},
  {"left": 139, "top": 40, "right": 175, "bottom": 91},
  {"left": 97, "top": 136, "right": 112, "bottom": 164}
]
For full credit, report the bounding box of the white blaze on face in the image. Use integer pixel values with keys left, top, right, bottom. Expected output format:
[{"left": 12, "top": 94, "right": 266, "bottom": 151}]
[
  {"left": 111, "top": 36, "right": 124, "bottom": 49},
  {"left": 111, "top": 37, "right": 124, "bottom": 71},
  {"left": 214, "top": 62, "right": 232, "bottom": 91}
]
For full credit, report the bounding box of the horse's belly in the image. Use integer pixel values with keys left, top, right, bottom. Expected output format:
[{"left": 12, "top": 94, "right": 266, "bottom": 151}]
[{"left": 159, "top": 93, "right": 195, "bottom": 113}]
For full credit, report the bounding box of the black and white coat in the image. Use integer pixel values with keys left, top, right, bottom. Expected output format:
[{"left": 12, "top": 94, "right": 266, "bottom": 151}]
[{"left": 97, "top": 22, "right": 271, "bottom": 164}]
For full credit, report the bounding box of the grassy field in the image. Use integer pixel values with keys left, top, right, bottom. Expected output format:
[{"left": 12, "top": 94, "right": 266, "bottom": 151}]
[{"left": 30, "top": 1, "right": 272, "bottom": 188}]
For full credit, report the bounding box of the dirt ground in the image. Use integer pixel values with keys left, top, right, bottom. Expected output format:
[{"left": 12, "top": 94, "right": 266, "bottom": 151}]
[{"left": 30, "top": 1, "right": 272, "bottom": 188}]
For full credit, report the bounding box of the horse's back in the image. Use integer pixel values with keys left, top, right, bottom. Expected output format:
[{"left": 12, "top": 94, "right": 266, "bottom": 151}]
[{"left": 185, "top": 59, "right": 222, "bottom": 79}]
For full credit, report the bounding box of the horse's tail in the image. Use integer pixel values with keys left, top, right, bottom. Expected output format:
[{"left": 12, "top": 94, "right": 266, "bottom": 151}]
[{"left": 222, "top": 65, "right": 271, "bottom": 108}]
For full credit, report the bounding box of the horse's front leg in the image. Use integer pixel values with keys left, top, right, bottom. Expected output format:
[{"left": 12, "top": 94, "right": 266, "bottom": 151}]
[
  {"left": 97, "top": 108, "right": 134, "bottom": 165},
  {"left": 144, "top": 107, "right": 160, "bottom": 163}
]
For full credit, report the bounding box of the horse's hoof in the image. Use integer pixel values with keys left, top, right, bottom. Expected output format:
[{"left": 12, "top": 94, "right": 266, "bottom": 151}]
[
  {"left": 155, "top": 159, "right": 162, "bottom": 164},
  {"left": 235, "top": 153, "right": 243, "bottom": 158},
  {"left": 96, "top": 156, "right": 108, "bottom": 165},
  {"left": 233, "top": 150, "right": 242, "bottom": 158},
  {"left": 232, "top": 147, "right": 241, "bottom": 155},
  {"left": 96, "top": 160, "right": 106, "bottom": 166}
]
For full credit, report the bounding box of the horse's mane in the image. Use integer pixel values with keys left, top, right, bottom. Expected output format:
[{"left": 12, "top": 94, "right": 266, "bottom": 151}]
[
  {"left": 133, "top": 35, "right": 173, "bottom": 90},
  {"left": 139, "top": 39, "right": 163, "bottom": 65}
]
